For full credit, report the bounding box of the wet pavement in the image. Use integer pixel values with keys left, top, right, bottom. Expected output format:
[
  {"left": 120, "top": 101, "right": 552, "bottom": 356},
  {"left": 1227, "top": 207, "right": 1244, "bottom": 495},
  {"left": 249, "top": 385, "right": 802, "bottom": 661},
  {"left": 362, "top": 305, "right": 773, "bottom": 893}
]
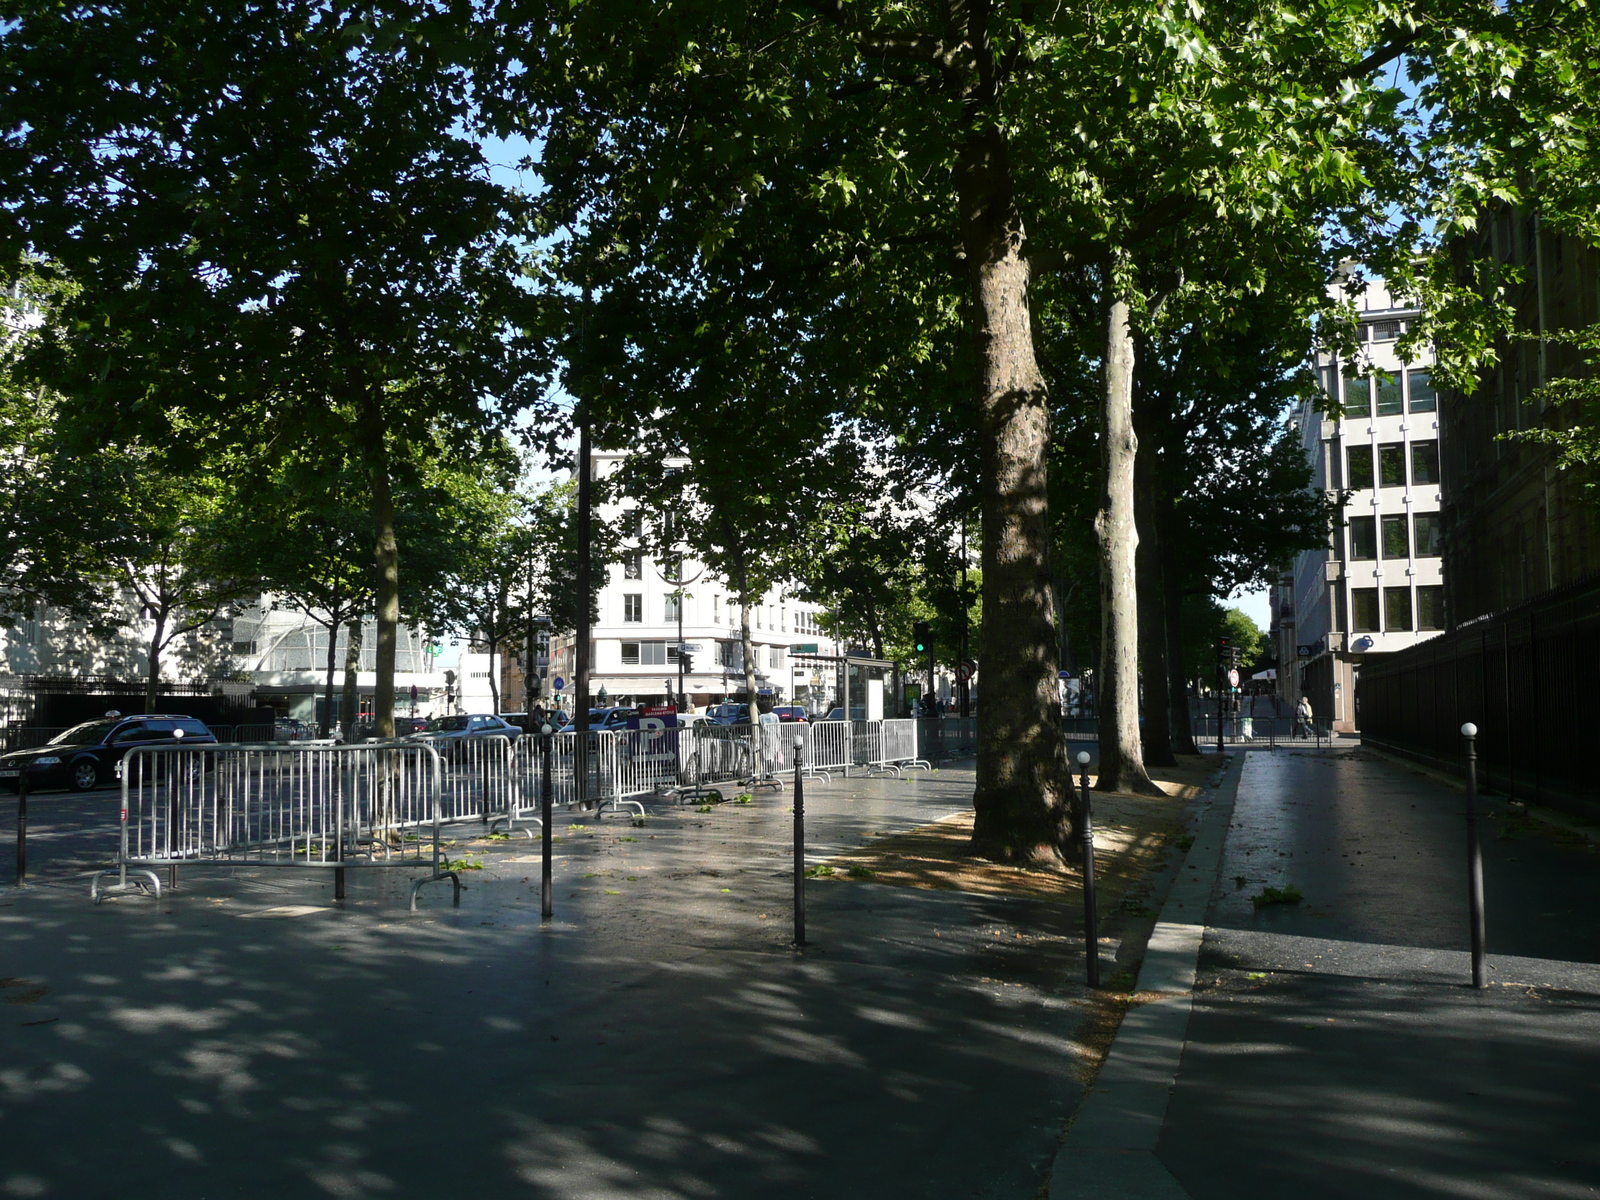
[
  {"left": 0, "top": 763, "right": 1105, "bottom": 1200},
  {"left": 1156, "top": 748, "right": 1600, "bottom": 1199}
]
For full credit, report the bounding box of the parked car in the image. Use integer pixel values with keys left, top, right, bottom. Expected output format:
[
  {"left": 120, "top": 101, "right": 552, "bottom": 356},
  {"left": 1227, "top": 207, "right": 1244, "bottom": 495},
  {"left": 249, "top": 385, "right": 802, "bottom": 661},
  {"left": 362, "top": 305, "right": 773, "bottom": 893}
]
[
  {"left": 707, "top": 703, "right": 752, "bottom": 725},
  {"left": 392, "top": 716, "right": 429, "bottom": 736},
  {"left": 404, "top": 713, "right": 521, "bottom": 758},
  {"left": 824, "top": 707, "right": 868, "bottom": 722},
  {"left": 772, "top": 706, "right": 809, "bottom": 723},
  {"left": 0, "top": 714, "right": 218, "bottom": 793},
  {"left": 557, "top": 707, "right": 639, "bottom": 734}
]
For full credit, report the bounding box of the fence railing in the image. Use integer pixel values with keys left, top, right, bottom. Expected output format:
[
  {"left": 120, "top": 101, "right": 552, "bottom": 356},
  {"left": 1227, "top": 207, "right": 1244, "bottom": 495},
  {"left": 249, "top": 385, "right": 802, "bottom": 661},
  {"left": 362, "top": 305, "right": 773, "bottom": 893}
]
[
  {"left": 1359, "top": 571, "right": 1600, "bottom": 812},
  {"left": 94, "top": 742, "right": 461, "bottom": 908}
]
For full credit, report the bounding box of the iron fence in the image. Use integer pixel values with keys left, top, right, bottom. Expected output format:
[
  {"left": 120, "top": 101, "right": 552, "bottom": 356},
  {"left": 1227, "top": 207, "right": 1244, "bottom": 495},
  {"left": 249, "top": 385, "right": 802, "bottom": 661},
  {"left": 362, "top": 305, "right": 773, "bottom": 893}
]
[{"left": 1359, "top": 571, "right": 1600, "bottom": 812}]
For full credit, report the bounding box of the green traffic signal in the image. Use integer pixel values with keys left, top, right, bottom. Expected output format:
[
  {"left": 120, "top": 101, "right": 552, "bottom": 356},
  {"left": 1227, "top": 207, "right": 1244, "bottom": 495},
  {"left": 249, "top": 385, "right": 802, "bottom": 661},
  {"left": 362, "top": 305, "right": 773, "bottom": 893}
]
[{"left": 912, "top": 620, "right": 930, "bottom": 655}]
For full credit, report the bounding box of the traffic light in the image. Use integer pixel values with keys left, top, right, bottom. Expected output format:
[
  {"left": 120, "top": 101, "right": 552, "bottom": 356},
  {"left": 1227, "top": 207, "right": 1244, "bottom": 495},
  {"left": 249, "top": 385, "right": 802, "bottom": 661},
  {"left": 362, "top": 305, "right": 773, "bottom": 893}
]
[{"left": 912, "top": 621, "right": 931, "bottom": 655}]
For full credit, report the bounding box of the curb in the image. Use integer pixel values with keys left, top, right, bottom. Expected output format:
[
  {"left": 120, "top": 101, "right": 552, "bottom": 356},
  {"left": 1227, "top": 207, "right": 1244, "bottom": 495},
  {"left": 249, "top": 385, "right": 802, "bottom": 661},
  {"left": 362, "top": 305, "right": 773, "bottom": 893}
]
[{"left": 1046, "top": 752, "right": 1246, "bottom": 1200}]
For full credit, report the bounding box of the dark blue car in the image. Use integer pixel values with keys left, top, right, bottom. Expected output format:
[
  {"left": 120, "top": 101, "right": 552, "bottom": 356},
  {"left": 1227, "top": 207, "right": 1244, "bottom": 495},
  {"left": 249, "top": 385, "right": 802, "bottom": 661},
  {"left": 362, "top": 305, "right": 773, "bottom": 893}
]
[{"left": 0, "top": 714, "right": 218, "bottom": 793}]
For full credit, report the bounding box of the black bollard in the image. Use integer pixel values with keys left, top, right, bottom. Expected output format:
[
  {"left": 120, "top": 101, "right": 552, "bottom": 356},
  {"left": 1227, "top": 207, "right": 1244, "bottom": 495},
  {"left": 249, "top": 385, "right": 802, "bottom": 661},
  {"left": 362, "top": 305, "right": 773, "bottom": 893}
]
[
  {"left": 793, "top": 736, "right": 805, "bottom": 948},
  {"left": 1076, "top": 750, "right": 1099, "bottom": 988},
  {"left": 1462, "top": 722, "right": 1487, "bottom": 989},
  {"left": 15, "top": 774, "right": 28, "bottom": 886},
  {"left": 541, "top": 725, "right": 555, "bottom": 921}
]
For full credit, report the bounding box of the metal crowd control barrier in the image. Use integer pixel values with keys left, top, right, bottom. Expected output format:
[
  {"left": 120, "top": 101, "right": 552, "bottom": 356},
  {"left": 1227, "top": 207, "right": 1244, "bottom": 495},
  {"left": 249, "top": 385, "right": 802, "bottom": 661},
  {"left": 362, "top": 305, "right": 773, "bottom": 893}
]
[
  {"left": 433, "top": 734, "right": 524, "bottom": 830},
  {"left": 671, "top": 724, "right": 757, "bottom": 801},
  {"left": 880, "top": 718, "right": 931, "bottom": 772},
  {"left": 93, "top": 742, "right": 461, "bottom": 909},
  {"left": 800, "top": 720, "right": 851, "bottom": 780},
  {"left": 507, "top": 731, "right": 642, "bottom": 821}
]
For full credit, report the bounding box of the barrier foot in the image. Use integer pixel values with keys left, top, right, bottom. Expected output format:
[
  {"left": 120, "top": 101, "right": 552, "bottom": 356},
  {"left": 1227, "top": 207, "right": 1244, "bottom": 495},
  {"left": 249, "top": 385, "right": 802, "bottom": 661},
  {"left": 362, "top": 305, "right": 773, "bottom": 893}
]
[
  {"left": 411, "top": 870, "right": 463, "bottom": 911},
  {"left": 594, "top": 799, "right": 647, "bottom": 820},
  {"left": 489, "top": 815, "right": 542, "bottom": 839},
  {"left": 901, "top": 759, "right": 933, "bottom": 773},
  {"left": 748, "top": 774, "right": 785, "bottom": 792},
  {"left": 801, "top": 767, "right": 832, "bottom": 783},
  {"left": 90, "top": 869, "right": 163, "bottom": 905}
]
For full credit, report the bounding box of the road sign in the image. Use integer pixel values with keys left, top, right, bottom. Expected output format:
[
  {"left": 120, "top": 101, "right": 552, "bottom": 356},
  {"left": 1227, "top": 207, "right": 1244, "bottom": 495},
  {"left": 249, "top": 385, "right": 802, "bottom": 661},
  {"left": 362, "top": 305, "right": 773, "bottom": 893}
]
[
  {"left": 553, "top": 676, "right": 565, "bottom": 691},
  {"left": 426, "top": 643, "right": 443, "bottom": 657},
  {"left": 957, "top": 661, "right": 976, "bottom": 684},
  {"left": 1227, "top": 668, "right": 1240, "bottom": 688},
  {"left": 409, "top": 684, "right": 418, "bottom": 702},
  {"left": 676, "top": 643, "right": 703, "bottom": 653},
  {"left": 793, "top": 643, "right": 819, "bottom": 654}
]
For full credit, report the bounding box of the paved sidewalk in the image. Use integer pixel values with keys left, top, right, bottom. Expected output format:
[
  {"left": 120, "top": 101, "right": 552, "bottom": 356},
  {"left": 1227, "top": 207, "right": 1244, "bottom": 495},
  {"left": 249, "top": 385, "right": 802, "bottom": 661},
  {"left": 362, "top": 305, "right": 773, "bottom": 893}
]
[
  {"left": 1051, "top": 748, "right": 1600, "bottom": 1200},
  {"left": 0, "top": 764, "right": 1102, "bottom": 1200}
]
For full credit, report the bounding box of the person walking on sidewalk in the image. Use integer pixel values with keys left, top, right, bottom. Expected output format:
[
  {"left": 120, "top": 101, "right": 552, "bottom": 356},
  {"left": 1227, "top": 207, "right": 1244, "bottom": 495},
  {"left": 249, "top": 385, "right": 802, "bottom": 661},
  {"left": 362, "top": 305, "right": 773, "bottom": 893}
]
[{"left": 1293, "top": 693, "right": 1313, "bottom": 739}]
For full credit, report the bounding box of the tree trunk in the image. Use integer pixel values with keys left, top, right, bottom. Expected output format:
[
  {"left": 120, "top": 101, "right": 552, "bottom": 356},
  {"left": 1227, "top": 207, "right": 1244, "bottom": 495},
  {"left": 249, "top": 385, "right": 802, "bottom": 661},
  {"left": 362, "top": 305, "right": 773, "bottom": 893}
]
[
  {"left": 321, "top": 615, "right": 340, "bottom": 738},
  {"left": 358, "top": 391, "right": 399, "bottom": 740},
  {"left": 1095, "top": 292, "right": 1158, "bottom": 794},
  {"left": 958, "top": 123, "right": 1073, "bottom": 864},
  {"left": 1160, "top": 495, "right": 1200, "bottom": 756},
  {"left": 1134, "top": 388, "right": 1177, "bottom": 768},
  {"left": 340, "top": 620, "right": 363, "bottom": 740},
  {"left": 144, "top": 607, "right": 166, "bottom": 714},
  {"left": 486, "top": 636, "right": 501, "bottom": 714},
  {"left": 739, "top": 602, "right": 758, "bottom": 714}
]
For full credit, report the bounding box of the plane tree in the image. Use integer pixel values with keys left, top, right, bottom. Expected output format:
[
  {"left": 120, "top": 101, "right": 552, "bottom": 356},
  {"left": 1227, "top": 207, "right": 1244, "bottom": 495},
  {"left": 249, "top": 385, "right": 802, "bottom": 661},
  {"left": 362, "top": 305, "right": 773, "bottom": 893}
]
[{"left": 0, "top": 0, "right": 552, "bottom": 736}]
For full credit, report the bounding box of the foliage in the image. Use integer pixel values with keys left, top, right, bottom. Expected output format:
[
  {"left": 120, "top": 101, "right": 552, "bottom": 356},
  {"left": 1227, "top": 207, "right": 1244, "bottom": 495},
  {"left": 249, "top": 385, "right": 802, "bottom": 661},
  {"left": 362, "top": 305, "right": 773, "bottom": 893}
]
[{"left": 0, "top": 0, "right": 556, "bottom": 731}]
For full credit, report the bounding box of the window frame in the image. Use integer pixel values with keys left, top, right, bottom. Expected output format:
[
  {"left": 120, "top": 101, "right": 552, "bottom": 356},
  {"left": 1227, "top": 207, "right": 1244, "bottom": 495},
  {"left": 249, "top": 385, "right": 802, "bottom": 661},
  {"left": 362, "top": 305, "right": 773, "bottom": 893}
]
[
  {"left": 623, "top": 593, "right": 643, "bottom": 623},
  {"left": 1380, "top": 514, "right": 1409, "bottom": 560},
  {"left": 1378, "top": 443, "right": 1406, "bottom": 488},
  {"left": 1348, "top": 516, "right": 1377, "bottom": 561},
  {"left": 1350, "top": 587, "right": 1380, "bottom": 633}
]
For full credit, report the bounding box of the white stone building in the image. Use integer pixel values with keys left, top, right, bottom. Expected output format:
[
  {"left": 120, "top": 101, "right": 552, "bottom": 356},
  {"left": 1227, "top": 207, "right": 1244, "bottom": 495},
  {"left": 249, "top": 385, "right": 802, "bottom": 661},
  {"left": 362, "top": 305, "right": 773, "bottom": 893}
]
[
  {"left": 1284, "top": 278, "right": 1446, "bottom": 732},
  {"left": 548, "top": 449, "right": 842, "bottom": 713}
]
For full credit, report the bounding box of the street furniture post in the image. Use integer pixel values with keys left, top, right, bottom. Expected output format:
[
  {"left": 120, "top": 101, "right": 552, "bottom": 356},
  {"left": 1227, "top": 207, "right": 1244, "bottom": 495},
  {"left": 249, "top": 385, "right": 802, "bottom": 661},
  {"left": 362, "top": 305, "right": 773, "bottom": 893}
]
[
  {"left": 793, "top": 736, "right": 806, "bottom": 947},
  {"left": 14, "top": 775, "right": 27, "bottom": 886},
  {"left": 1462, "top": 723, "right": 1487, "bottom": 989},
  {"left": 1076, "top": 751, "right": 1099, "bottom": 988},
  {"left": 541, "top": 722, "right": 555, "bottom": 921}
]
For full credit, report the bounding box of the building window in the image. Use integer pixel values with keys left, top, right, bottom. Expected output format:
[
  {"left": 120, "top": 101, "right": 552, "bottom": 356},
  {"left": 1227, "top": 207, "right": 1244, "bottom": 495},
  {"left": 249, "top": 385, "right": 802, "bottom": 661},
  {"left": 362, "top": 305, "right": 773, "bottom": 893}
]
[
  {"left": 1407, "top": 369, "right": 1436, "bottom": 413},
  {"left": 1414, "top": 513, "right": 1441, "bottom": 557},
  {"left": 1369, "top": 319, "right": 1401, "bottom": 341},
  {"left": 1381, "top": 514, "right": 1409, "bottom": 559},
  {"left": 1351, "top": 588, "right": 1380, "bottom": 633},
  {"left": 1384, "top": 587, "right": 1413, "bottom": 631},
  {"left": 1319, "top": 366, "right": 1341, "bottom": 407},
  {"left": 1344, "top": 370, "right": 1369, "bottom": 418},
  {"left": 1417, "top": 585, "right": 1445, "bottom": 630},
  {"left": 624, "top": 594, "right": 642, "bottom": 623},
  {"left": 624, "top": 509, "right": 643, "bottom": 539},
  {"left": 624, "top": 553, "right": 642, "bottom": 580},
  {"left": 769, "top": 646, "right": 785, "bottom": 668},
  {"left": 1411, "top": 440, "right": 1440, "bottom": 485},
  {"left": 622, "top": 641, "right": 668, "bottom": 665},
  {"left": 713, "top": 595, "right": 720, "bottom": 623},
  {"left": 1348, "top": 516, "right": 1377, "bottom": 560},
  {"left": 1375, "top": 372, "right": 1403, "bottom": 416},
  {"left": 1378, "top": 443, "right": 1406, "bottom": 487},
  {"left": 1347, "top": 445, "right": 1374, "bottom": 490},
  {"left": 664, "top": 595, "right": 680, "bottom": 623}
]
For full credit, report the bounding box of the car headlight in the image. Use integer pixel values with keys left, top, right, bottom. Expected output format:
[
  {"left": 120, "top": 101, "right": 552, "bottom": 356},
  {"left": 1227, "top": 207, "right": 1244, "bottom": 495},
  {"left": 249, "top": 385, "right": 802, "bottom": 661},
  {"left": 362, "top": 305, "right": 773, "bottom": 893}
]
[{"left": 33, "top": 756, "right": 60, "bottom": 766}]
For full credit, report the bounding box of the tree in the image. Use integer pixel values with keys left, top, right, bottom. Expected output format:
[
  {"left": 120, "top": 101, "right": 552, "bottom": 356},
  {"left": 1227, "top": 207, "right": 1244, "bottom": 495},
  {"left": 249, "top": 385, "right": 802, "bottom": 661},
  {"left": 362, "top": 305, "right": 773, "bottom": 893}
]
[
  {"left": 215, "top": 467, "right": 375, "bottom": 737},
  {"left": 1, "top": 0, "right": 552, "bottom": 737},
  {"left": 25, "top": 442, "right": 255, "bottom": 711},
  {"left": 489, "top": 0, "right": 1455, "bottom": 860}
]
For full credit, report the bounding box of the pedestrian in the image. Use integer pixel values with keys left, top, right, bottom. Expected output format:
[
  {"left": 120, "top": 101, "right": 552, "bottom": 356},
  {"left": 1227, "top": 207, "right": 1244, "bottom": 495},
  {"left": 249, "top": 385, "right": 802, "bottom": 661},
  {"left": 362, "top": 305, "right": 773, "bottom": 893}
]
[{"left": 1294, "top": 694, "right": 1313, "bottom": 739}]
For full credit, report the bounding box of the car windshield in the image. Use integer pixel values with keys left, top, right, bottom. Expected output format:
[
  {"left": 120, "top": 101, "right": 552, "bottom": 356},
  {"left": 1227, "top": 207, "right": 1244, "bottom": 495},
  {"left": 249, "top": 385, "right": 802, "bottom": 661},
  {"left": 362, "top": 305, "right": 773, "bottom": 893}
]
[
  {"left": 49, "top": 719, "right": 119, "bottom": 746},
  {"left": 424, "top": 716, "right": 471, "bottom": 732}
]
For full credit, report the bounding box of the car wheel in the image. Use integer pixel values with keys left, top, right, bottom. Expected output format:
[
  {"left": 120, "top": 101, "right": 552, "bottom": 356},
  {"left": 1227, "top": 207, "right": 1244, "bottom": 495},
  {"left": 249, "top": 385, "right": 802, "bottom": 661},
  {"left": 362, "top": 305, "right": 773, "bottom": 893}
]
[{"left": 70, "top": 759, "right": 99, "bottom": 791}]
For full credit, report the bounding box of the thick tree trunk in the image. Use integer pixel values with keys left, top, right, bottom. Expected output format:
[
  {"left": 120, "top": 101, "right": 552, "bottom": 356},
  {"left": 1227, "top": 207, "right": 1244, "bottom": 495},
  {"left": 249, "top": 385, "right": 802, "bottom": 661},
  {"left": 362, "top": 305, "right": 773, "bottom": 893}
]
[
  {"left": 1095, "top": 294, "right": 1158, "bottom": 794},
  {"left": 340, "top": 620, "right": 362, "bottom": 740},
  {"left": 358, "top": 391, "right": 399, "bottom": 740},
  {"left": 320, "top": 616, "right": 340, "bottom": 738},
  {"left": 958, "top": 124, "right": 1073, "bottom": 864},
  {"left": 1134, "top": 391, "right": 1177, "bottom": 768}
]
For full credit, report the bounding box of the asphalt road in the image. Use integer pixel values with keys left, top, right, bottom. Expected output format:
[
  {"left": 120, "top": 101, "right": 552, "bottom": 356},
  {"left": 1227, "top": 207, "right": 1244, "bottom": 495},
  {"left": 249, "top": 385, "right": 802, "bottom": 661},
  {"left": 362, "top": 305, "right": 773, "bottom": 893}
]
[
  {"left": 1157, "top": 749, "right": 1600, "bottom": 1199},
  {"left": 0, "top": 763, "right": 1099, "bottom": 1200}
]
